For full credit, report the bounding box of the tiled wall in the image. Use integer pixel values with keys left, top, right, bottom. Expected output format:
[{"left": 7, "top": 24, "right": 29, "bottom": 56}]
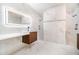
[
  {"left": 66, "top": 4, "right": 79, "bottom": 48},
  {"left": 43, "top": 5, "right": 66, "bottom": 44},
  {"left": 43, "top": 3, "right": 79, "bottom": 48}
]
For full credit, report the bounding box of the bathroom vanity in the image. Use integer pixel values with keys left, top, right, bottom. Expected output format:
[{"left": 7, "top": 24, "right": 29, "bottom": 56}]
[{"left": 22, "top": 32, "right": 37, "bottom": 44}]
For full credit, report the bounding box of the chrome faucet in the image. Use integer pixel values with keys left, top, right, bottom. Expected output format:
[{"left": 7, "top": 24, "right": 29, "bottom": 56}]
[{"left": 28, "top": 26, "right": 30, "bottom": 31}]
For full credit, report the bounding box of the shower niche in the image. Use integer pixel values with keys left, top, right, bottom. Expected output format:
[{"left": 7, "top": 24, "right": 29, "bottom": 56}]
[{"left": 2, "top": 6, "right": 32, "bottom": 27}]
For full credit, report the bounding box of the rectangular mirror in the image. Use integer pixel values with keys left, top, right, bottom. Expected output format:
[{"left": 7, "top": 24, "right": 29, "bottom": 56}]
[
  {"left": 2, "top": 6, "right": 32, "bottom": 27},
  {"left": 8, "top": 11, "right": 22, "bottom": 24}
]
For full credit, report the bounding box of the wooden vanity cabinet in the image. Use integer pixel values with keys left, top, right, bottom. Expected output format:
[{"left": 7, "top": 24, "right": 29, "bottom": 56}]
[
  {"left": 77, "top": 34, "right": 79, "bottom": 49},
  {"left": 22, "top": 32, "right": 37, "bottom": 44}
]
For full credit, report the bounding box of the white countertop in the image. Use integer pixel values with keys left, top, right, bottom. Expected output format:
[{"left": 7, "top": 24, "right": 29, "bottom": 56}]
[{"left": 0, "top": 32, "right": 29, "bottom": 40}]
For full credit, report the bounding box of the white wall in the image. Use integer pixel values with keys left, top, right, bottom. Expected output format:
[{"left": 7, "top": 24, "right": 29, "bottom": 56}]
[
  {"left": 38, "top": 18, "right": 44, "bottom": 40},
  {"left": 43, "top": 5, "right": 66, "bottom": 22},
  {"left": 0, "top": 3, "right": 40, "bottom": 54},
  {"left": 66, "top": 4, "right": 79, "bottom": 48}
]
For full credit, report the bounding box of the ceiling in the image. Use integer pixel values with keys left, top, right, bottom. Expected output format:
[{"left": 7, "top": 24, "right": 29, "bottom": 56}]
[{"left": 27, "top": 3, "right": 62, "bottom": 15}]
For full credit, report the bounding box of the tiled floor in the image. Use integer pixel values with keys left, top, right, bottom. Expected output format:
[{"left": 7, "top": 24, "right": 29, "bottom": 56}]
[{"left": 12, "top": 40, "right": 79, "bottom": 55}]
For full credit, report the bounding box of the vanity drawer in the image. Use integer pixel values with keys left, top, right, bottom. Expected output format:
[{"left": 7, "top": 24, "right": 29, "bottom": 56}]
[{"left": 22, "top": 35, "right": 30, "bottom": 44}]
